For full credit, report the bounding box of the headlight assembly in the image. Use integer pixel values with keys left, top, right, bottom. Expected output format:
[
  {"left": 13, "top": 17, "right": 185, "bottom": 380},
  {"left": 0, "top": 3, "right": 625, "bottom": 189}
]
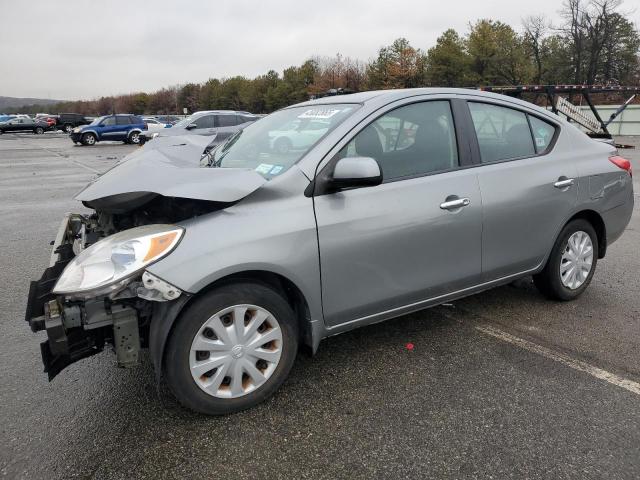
[{"left": 53, "top": 224, "right": 183, "bottom": 297}]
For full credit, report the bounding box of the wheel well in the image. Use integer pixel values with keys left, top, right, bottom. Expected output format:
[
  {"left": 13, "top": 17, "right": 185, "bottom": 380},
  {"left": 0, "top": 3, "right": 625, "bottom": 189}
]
[
  {"left": 192, "top": 271, "right": 314, "bottom": 350},
  {"left": 567, "top": 210, "right": 607, "bottom": 258}
]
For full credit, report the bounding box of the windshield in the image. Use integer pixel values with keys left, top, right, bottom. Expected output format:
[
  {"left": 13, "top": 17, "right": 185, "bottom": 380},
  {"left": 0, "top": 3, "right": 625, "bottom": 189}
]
[
  {"left": 89, "top": 116, "right": 107, "bottom": 126},
  {"left": 210, "top": 104, "right": 358, "bottom": 179}
]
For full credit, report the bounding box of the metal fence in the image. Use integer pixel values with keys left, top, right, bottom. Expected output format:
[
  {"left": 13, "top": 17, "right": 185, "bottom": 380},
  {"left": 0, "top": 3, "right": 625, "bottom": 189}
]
[{"left": 580, "top": 105, "right": 640, "bottom": 136}]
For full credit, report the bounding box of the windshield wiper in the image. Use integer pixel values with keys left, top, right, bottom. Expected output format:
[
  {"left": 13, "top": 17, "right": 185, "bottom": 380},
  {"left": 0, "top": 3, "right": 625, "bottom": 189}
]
[{"left": 212, "top": 130, "right": 243, "bottom": 167}]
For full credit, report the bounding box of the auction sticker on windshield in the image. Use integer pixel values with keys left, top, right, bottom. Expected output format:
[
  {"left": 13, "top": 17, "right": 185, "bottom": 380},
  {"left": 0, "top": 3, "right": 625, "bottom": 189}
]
[
  {"left": 298, "top": 108, "right": 341, "bottom": 119},
  {"left": 255, "top": 163, "right": 274, "bottom": 175}
]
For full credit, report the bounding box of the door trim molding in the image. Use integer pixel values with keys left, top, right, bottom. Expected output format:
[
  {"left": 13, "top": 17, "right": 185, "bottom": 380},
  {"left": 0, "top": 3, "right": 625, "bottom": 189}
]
[{"left": 323, "top": 262, "right": 543, "bottom": 336}]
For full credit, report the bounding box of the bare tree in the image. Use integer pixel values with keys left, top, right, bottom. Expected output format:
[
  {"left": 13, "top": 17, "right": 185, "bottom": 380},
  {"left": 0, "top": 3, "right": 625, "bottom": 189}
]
[{"left": 522, "top": 15, "right": 550, "bottom": 83}]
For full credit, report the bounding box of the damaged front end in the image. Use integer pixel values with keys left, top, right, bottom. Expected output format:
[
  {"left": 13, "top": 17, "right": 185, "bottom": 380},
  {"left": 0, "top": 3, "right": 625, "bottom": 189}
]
[
  {"left": 25, "top": 214, "right": 185, "bottom": 380},
  {"left": 25, "top": 135, "right": 268, "bottom": 380}
]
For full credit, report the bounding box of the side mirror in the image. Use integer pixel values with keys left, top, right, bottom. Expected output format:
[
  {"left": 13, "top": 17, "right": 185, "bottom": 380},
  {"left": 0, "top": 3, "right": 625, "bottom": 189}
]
[
  {"left": 185, "top": 123, "right": 197, "bottom": 130},
  {"left": 329, "top": 156, "right": 383, "bottom": 191}
]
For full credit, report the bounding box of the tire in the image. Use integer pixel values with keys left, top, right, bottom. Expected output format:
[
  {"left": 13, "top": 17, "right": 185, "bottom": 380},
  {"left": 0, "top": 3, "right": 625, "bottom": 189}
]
[
  {"left": 274, "top": 137, "right": 292, "bottom": 154},
  {"left": 128, "top": 131, "right": 140, "bottom": 144},
  {"left": 34, "top": 127, "right": 44, "bottom": 135},
  {"left": 64, "top": 124, "right": 73, "bottom": 134},
  {"left": 164, "top": 282, "right": 299, "bottom": 415},
  {"left": 81, "top": 132, "right": 96, "bottom": 146},
  {"left": 533, "top": 219, "right": 598, "bottom": 301}
]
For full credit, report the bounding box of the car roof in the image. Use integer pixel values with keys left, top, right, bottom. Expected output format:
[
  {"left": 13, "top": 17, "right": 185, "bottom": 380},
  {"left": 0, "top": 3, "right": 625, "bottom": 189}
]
[
  {"left": 291, "top": 87, "right": 559, "bottom": 120},
  {"left": 192, "top": 110, "right": 254, "bottom": 116}
]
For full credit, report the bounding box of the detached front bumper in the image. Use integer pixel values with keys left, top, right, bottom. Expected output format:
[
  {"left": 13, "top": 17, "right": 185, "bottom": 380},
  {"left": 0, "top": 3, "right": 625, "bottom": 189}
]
[{"left": 25, "top": 214, "right": 142, "bottom": 380}]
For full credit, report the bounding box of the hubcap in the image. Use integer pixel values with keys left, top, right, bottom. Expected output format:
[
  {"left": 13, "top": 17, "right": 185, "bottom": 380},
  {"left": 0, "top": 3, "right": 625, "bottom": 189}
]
[
  {"left": 189, "top": 304, "right": 283, "bottom": 398},
  {"left": 131, "top": 133, "right": 139, "bottom": 143},
  {"left": 560, "top": 230, "right": 593, "bottom": 290}
]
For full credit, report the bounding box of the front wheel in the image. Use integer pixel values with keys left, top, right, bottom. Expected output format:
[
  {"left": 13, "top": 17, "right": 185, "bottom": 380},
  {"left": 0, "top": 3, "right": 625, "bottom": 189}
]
[
  {"left": 81, "top": 132, "right": 96, "bottom": 146},
  {"left": 533, "top": 219, "right": 598, "bottom": 301},
  {"left": 64, "top": 124, "right": 73, "bottom": 133},
  {"left": 34, "top": 127, "right": 44, "bottom": 135},
  {"left": 164, "top": 282, "right": 299, "bottom": 415}
]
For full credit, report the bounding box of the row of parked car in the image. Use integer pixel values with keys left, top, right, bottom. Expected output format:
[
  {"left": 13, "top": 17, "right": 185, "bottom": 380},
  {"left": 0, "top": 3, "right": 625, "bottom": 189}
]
[{"left": 66, "top": 110, "right": 262, "bottom": 147}]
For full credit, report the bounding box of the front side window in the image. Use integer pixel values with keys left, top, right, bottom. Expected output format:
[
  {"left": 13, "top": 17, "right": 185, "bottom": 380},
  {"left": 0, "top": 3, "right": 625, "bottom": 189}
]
[
  {"left": 338, "top": 101, "right": 458, "bottom": 181},
  {"left": 101, "top": 117, "right": 116, "bottom": 126},
  {"left": 210, "top": 104, "right": 358, "bottom": 179},
  {"left": 194, "top": 115, "right": 214, "bottom": 129},
  {"left": 469, "top": 102, "right": 535, "bottom": 162}
]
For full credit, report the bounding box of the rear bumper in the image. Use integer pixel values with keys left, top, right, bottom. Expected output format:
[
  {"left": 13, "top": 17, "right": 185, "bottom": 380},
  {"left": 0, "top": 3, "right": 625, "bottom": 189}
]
[{"left": 602, "top": 183, "right": 634, "bottom": 247}]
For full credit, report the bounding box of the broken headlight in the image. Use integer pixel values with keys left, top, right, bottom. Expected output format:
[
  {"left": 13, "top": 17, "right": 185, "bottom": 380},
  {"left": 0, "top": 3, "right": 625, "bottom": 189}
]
[{"left": 53, "top": 224, "right": 183, "bottom": 296}]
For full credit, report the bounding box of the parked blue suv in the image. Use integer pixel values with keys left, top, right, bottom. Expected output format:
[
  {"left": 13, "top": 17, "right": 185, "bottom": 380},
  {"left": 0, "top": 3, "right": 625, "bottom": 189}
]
[{"left": 70, "top": 114, "right": 146, "bottom": 146}]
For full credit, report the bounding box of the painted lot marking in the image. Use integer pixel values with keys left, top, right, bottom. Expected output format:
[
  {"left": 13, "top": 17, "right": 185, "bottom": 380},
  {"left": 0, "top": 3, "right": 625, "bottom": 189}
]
[
  {"left": 15, "top": 134, "right": 102, "bottom": 174},
  {"left": 476, "top": 324, "right": 640, "bottom": 396}
]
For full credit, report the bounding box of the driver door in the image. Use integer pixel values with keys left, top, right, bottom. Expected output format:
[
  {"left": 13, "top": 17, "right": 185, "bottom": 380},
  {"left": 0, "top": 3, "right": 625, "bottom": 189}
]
[{"left": 313, "top": 99, "right": 482, "bottom": 327}]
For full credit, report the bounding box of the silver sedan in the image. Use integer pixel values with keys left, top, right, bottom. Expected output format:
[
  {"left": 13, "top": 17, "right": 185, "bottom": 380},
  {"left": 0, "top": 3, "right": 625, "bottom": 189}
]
[{"left": 26, "top": 88, "right": 634, "bottom": 415}]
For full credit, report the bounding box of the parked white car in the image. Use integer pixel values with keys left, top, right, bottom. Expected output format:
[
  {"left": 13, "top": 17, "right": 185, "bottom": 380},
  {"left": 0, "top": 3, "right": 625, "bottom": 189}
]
[
  {"left": 143, "top": 118, "right": 170, "bottom": 132},
  {"left": 268, "top": 118, "right": 330, "bottom": 153}
]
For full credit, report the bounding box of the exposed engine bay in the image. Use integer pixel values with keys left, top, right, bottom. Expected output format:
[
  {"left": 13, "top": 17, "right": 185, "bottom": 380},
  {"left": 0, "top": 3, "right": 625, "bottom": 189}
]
[
  {"left": 25, "top": 133, "right": 269, "bottom": 380},
  {"left": 25, "top": 194, "right": 229, "bottom": 380}
]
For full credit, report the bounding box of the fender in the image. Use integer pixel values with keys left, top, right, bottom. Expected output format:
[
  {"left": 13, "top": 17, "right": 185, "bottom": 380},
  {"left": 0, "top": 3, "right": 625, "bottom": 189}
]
[
  {"left": 80, "top": 129, "right": 99, "bottom": 138},
  {"left": 148, "top": 294, "right": 191, "bottom": 381}
]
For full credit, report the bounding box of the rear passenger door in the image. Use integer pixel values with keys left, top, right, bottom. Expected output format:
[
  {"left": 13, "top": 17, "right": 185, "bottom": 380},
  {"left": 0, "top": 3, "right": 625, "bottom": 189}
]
[
  {"left": 465, "top": 100, "right": 578, "bottom": 280},
  {"left": 114, "top": 115, "right": 133, "bottom": 140}
]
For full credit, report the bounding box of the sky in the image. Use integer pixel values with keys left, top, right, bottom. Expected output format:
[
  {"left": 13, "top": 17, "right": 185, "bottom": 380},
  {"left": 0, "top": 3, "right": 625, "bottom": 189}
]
[{"left": 0, "top": 0, "right": 638, "bottom": 101}]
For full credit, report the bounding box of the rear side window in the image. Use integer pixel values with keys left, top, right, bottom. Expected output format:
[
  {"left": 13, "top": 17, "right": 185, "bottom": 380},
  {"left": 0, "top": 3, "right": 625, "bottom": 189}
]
[
  {"left": 116, "top": 116, "right": 130, "bottom": 125},
  {"left": 529, "top": 116, "right": 556, "bottom": 153},
  {"left": 339, "top": 100, "right": 458, "bottom": 181},
  {"left": 469, "top": 102, "right": 535, "bottom": 162},
  {"left": 129, "top": 116, "right": 142, "bottom": 124},
  {"left": 216, "top": 115, "right": 238, "bottom": 127}
]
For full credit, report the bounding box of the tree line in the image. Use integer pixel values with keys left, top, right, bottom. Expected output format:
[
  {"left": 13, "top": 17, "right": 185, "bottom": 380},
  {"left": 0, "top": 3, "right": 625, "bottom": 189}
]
[{"left": 16, "top": 0, "right": 640, "bottom": 116}]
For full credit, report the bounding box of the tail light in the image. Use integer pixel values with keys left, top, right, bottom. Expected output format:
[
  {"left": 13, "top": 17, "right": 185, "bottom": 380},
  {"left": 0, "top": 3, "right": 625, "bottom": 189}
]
[
  {"left": 609, "top": 155, "right": 632, "bottom": 177},
  {"left": 143, "top": 122, "right": 148, "bottom": 130}
]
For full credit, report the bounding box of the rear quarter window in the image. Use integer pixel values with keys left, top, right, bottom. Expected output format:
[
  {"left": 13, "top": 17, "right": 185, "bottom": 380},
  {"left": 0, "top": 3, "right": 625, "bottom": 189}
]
[{"left": 529, "top": 116, "right": 557, "bottom": 153}]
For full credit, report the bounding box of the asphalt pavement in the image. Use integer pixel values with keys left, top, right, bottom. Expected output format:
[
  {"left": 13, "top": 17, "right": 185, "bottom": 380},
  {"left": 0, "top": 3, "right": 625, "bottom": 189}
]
[{"left": 1, "top": 132, "right": 639, "bottom": 479}]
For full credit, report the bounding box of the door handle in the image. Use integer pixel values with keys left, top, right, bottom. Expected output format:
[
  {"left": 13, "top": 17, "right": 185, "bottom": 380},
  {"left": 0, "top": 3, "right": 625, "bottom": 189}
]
[
  {"left": 554, "top": 178, "right": 575, "bottom": 189},
  {"left": 440, "top": 197, "right": 471, "bottom": 210}
]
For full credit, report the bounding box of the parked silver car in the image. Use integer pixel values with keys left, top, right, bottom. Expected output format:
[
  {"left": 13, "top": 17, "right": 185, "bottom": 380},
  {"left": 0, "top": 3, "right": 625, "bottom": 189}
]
[
  {"left": 26, "top": 89, "right": 634, "bottom": 415},
  {"left": 139, "top": 110, "right": 259, "bottom": 145}
]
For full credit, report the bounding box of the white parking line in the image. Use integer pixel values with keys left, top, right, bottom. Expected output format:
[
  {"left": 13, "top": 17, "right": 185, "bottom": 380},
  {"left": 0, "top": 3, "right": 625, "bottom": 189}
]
[
  {"left": 15, "top": 134, "right": 102, "bottom": 174},
  {"left": 476, "top": 324, "right": 640, "bottom": 396}
]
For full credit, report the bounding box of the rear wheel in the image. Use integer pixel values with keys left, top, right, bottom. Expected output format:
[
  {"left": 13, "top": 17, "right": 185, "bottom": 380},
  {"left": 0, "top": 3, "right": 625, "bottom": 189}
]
[
  {"left": 164, "top": 282, "right": 298, "bottom": 415},
  {"left": 128, "top": 131, "right": 140, "bottom": 144},
  {"left": 81, "top": 132, "right": 96, "bottom": 146},
  {"left": 533, "top": 219, "right": 598, "bottom": 301},
  {"left": 64, "top": 124, "right": 73, "bottom": 133},
  {"left": 34, "top": 127, "right": 44, "bottom": 135}
]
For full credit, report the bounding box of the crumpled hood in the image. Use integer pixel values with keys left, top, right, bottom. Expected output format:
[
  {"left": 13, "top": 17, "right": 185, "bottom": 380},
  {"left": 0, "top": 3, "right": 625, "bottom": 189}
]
[{"left": 75, "top": 134, "right": 266, "bottom": 204}]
